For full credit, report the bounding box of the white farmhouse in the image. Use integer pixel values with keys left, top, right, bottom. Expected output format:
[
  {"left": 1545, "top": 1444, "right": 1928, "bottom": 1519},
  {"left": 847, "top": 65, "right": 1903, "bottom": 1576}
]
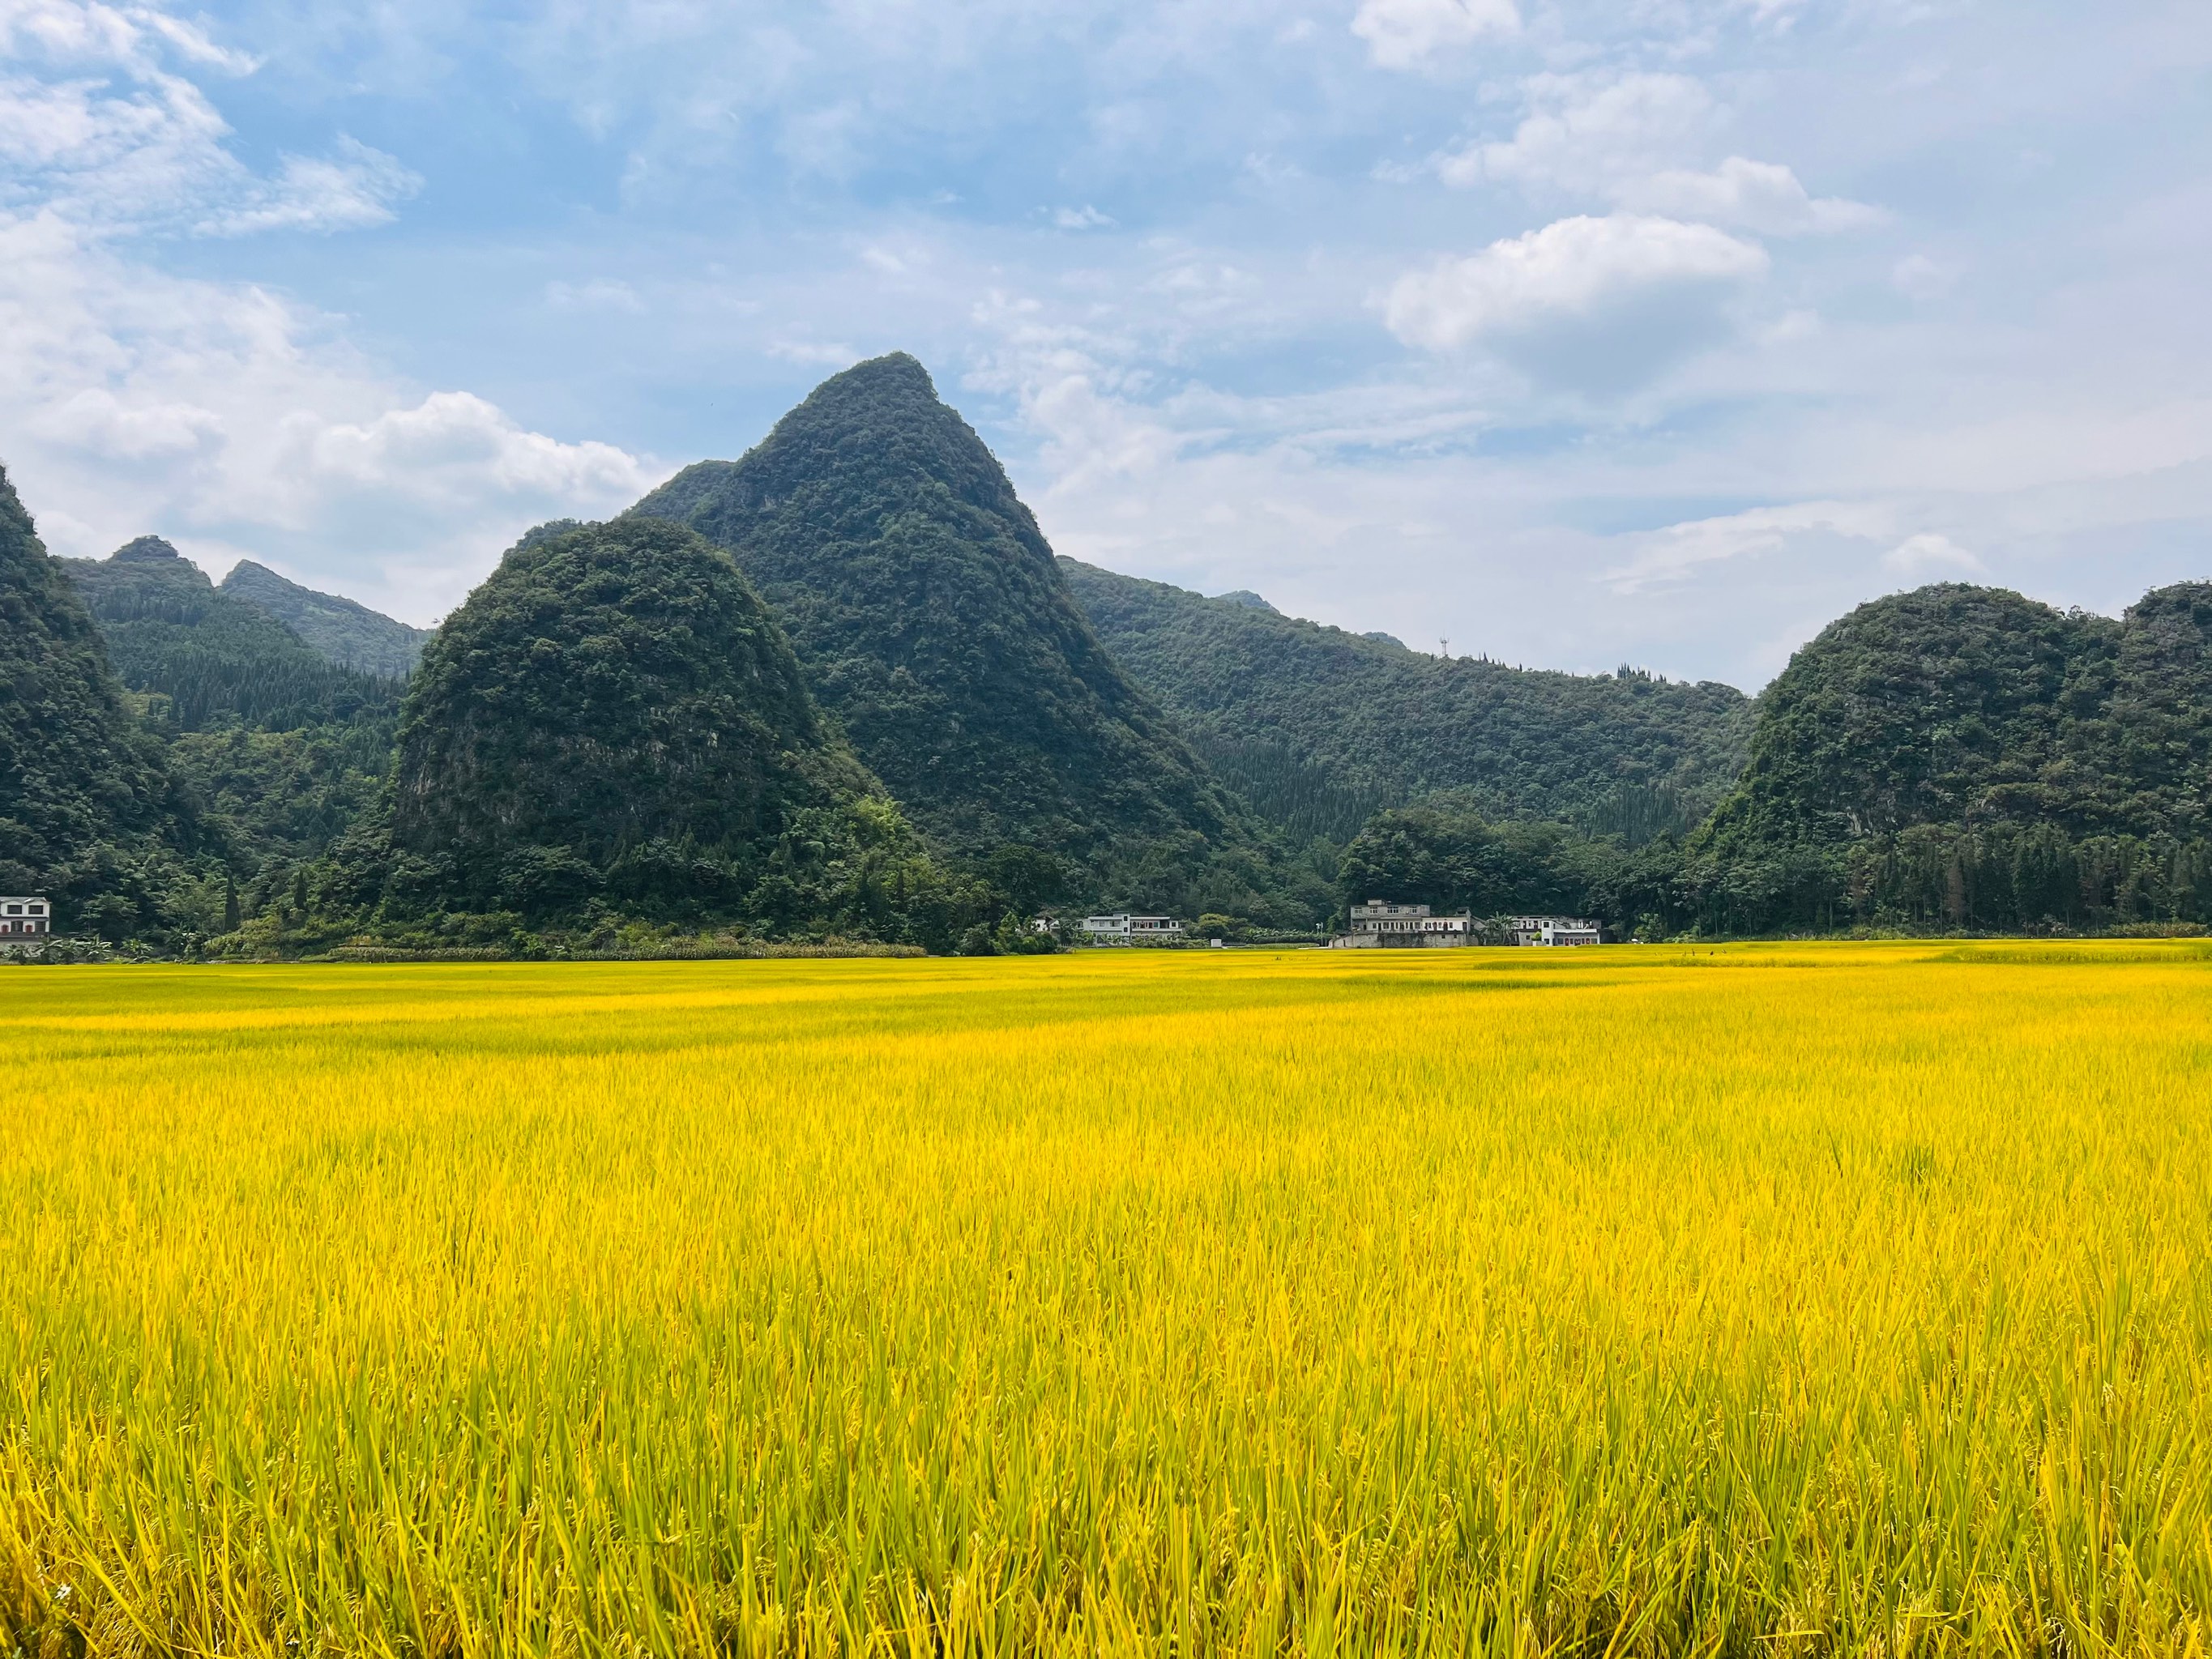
[
  {"left": 0, "top": 898, "right": 52, "bottom": 938},
  {"left": 1333, "top": 900, "right": 1473, "bottom": 948},
  {"left": 1081, "top": 914, "right": 1185, "bottom": 945},
  {"left": 1508, "top": 915, "right": 1603, "bottom": 947}
]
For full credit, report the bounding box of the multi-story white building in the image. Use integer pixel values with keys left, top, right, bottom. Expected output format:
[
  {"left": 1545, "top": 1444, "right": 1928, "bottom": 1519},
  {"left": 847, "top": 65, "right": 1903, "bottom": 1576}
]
[
  {"left": 0, "top": 898, "right": 52, "bottom": 937},
  {"left": 1333, "top": 900, "right": 1473, "bottom": 948},
  {"left": 1081, "top": 914, "right": 1185, "bottom": 945},
  {"left": 1508, "top": 915, "right": 1603, "bottom": 947}
]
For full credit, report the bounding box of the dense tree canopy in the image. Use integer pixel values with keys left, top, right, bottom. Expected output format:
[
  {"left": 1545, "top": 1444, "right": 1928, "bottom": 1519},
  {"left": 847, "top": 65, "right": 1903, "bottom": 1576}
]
[
  {"left": 1061, "top": 558, "right": 1751, "bottom": 847},
  {"left": 61, "top": 536, "right": 401, "bottom": 874},
  {"left": 221, "top": 559, "right": 429, "bottom": 677},
  {"left": 1688, "top": 582, "right": 2212, "bottom": 935},
  {"left": 1338, "top": 802, "right": 1601, "bottom": 922},
  {"left": 0, "top": 475, "right": 201, "bottom": 928},
  {"left": 378, "top": 516, "right": 939, "bottom": 932},
  {"left": 1334, "top": 795, "right": 1689, "bottom": 940},
  {"left": 627, "top": 354, "right": 1307, "bottom": 921},
  {"left": 65, "top": 539, "right": 398, "bottom": 734}
]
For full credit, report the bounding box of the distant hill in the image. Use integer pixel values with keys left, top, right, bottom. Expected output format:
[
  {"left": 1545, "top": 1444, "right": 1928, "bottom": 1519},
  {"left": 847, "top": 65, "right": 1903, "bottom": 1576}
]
[
  {"left": 1693, "top": 581, "right": 2212, "bottom": 933},
  {"left": 1060, "top": 558, "right": 1753, "bottom": 847},
  {"left": 62, "top": 536, "right": 399, "bottom": 868},
  {"left": 220, "top": 560, "right": 429, "bottom": 677},
  {"left": 64, "top": 538, "right": 397, "bottom": 731},
  {"left": 0, "top": 476, "right": 196, "bottom": 928},
  {"left": 366, "top": 517, "right": 945, "bottom": 936},
  {"left": 627, "top": 354, "right": 1307, "bottom": 921}
]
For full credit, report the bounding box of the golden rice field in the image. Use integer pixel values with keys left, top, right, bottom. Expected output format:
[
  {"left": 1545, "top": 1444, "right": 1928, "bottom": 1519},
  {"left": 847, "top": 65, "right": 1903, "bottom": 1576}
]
[{"left": 6, "top": 941, "right": 2212, "bottom": 1657}]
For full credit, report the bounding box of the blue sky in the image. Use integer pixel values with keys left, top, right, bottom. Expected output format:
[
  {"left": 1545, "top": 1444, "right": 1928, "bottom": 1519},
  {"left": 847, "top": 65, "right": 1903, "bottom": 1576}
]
[{"left": 2, "top": 0, "right": 2206, "bottom": 687}]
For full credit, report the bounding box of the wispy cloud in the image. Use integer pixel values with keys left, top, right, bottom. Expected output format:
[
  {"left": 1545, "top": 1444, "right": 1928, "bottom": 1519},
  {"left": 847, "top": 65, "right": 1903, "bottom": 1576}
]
[
  {"left": 195, "top": 138, "right": 420, "bottom": 236},
  {"left": 1352, "top": 0, "right": 1519, "bottom": 70},
  {"left": 0, "top": 1, "right": 416, "bottom": 237},
  {"left": 1437, "top": 71, "right": 1879, "bottom": 236},
  {"left": 1882, "top": 532, "right": 1984, "bottom": 576},
  {"left": 1603, "top": 502, "right": 1894, "bottom": 594}
]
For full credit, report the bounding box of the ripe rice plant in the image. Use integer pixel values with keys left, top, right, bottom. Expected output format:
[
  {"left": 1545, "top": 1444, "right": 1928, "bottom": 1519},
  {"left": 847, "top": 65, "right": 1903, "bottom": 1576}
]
[{"left": 3, "top": 941, "right": 2210, "bottom": 1656}]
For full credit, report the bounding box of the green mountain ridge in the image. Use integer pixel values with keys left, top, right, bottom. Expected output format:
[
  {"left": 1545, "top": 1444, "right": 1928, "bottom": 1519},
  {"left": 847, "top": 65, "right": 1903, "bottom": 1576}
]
[
  {"left": 628, "top": 352, "right": 1312, "bottom": 922},
  {"left": 1709, "top": 582, "right": 2212, "bottom": 848},
  {"left": 60, "top": 537, "right": 402, "bottom": 874},
  {"left": 0, "top": 476, "right": 203, "bottom": 931},
  {"left": 11, "top": 373, "right": 2210, "bottom": 952},
  {"left": 389, "top": 518, "right": 888, "bottom": 905},
  {"left": 1060, "top": 557, "right": 1753, "bottom": 847},
  {"left": 64, "top": 538, "right": 397, "bottom": 731},
  {"left": 1686, "top": 579, "right": 2212, "bottom": 933},
  {"left": 220, "top": 559, "right": 430, "bottom": 677},
  {"left": 317, "top": 517, "right": 965, "bottom": 949}
]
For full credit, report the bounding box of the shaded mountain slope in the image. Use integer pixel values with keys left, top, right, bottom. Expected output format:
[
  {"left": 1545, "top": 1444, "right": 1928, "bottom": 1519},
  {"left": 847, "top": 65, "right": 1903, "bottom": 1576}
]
[
  {"left": 0, "top": 472, "right": 194, "bottom": 919},
  {"left": 367, "top": 516, "right": 938, "bottom": 934},
  {"left": 64, "top": 538, "right": 397, "bottom": 732},
  {"left": 1061, "top": 558, "right": 1753, "bottom": 846},
  {"left": 1689, "top": 581, "right": 2212, "bottom": 933},
  {"left": 626, "top": 353, "right": 1301, "bottom": 918},
  {"left": 62, "top": 536, "right": 400, "bottom": 867},
  {"left": 221, "top": 560, "right": 429, "bottom": 677},
  {"left": 1702, "top": 582, "right": 2212, "bottom": 856}
]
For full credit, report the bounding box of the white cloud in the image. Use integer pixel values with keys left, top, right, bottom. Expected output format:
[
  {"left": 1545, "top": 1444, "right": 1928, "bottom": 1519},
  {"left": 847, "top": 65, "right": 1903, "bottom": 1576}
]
[
  {"left": 1384, "top": 213, "right": 1769, "bottom": 390},
  {"left": 1628, "top": 156, "right": 1881, "bottom": 236},
  {"left": 1053, "top": 204, "right": 1115, "bottom": 229},
  {"left": 1440, "top": 71, "right": 1877, "bottom": 236},
  {"left": 1024, "top": 370, "right": 1181, "bottom": 495},
  {"left": 1387, "top": 215, "right": 1770, "bottom": 343},
  {"left": 0, "top": 1, "right": 629, "bottom": 616},
  {"left": 1444, "top": 72, "right": 1714, "bottom": 194},
  {"left": 1603, "top": 501, "right": 1894, "bottom": 593},
  {"left": 195, "top": 138, "right": 420, "bottom": 236},
  {"left": 0, "top": 60, "right": 234, "bottom": 225},
  {"left": 1352, "top": 0, "right": 1518, "bottom": 70},
  {"left": 0, "top": 211, "right": 655, "bottom": 618},
  {"left": 34, "top": 385, "right": 224, "bottom": 458},
  {"left": 1891, "top": 252, "right": 1959, "bottom": 299},
  {"left": 1882, "top": 531, "right": 1984, "bottom": 575},
  {"left": 0, "top": 1, "right": 413, "bottom": 237},
  {"left": 1605, "top": 508, "right": 1988, "bottom": 599}
]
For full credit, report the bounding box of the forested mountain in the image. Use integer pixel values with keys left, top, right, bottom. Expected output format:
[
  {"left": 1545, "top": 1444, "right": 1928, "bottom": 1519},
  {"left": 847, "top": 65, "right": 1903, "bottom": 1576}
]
[
  {"left": 1061, "top": 559, "right": 1752, "bottom": 847},
  {"left": 64, "top": 539, "right": 396, "bottom": 731},
  {"left": 15, "top": 408, "right": 2210, "bottom": 951},
  {"left": 315, "top": 518, "right": 970, "bottom": 948},
  {"left": 628, "top": 354, "right": 1311, "bottom": 922},
  {"left": 1689, "top": 582, "right": 2212, "bottom": 934},
  {"left": 220, "top": 559, "right": 429, "bottom": 677},
  {"left": 0, "top": 474, "right": 203, "bottom": 932},
  {"left": 62, "top": 538, "right": 400, "bottom": 868}
]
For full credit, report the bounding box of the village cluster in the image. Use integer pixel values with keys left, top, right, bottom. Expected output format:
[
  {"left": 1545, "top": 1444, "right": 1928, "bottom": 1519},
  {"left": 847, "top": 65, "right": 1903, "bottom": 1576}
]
[
  {"left": 1, "top": 893, "right": 1603, "bottom": 952},
  {"left": 1059, "top": 903, "right": 1603, "bottom": 949}
]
